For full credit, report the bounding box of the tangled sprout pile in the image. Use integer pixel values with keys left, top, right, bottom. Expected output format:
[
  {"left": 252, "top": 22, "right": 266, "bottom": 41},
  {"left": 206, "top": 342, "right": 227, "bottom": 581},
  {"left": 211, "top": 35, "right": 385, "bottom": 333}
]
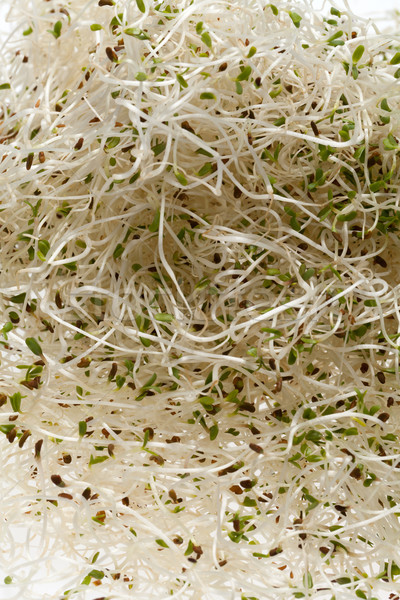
[{"left": 2, "top": 0, "right": 400, "bottom": 598}]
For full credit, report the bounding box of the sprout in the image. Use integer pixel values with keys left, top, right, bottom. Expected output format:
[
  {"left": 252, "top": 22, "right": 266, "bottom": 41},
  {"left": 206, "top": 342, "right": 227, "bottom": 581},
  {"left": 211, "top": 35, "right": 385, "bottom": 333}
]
[{"left": 1, "top": 0, "right": 400, "bottom": 598}]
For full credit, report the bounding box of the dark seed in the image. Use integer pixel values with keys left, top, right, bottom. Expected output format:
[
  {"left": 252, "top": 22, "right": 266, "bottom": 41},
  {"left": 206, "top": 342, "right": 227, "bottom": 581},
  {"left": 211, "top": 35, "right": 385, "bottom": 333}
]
[
  {"left": 99, "top": 0, "right": 114, "bottom": 5},
  {"left": 269, "top": 547, "right": 282, "bottom": 556},
  {"left": 7, "top": 427, "right": 17, "bottom": 443},
  {"left": 121, "top": 496, "right": 130, "bottom": 506},
  {"left": 51, "top": 474, "right": 65, "bottom": 487},
  {"left": 240, "top": 402, "right": 255, "bottom": 412},
  {"left": 218, "top": 62, "right": 227, "bottom": 72},
  {"left": 249, "top": 443, "right": 263, "bottom": 453},
  {"left": 387, "top": 397, "right": 394, "bottom": 407},
  {"left": 106, "top": 47, "right": 118, "bottom": 62},
  {"left": 229, "top": 485, "right": 243, "bottom": 495},
  {"left": 58, "top": 493, "right": 73, "bottom": 499},
  {"left": 334, "top": 504, "right": 347, "bottom": 516},
  {"left": 233, "top": 519, "right": 240, "bottom": 532},
  {"left": 74, "top": 137, "right": 84, "bottom": 150},
  {"left": 233, "top": 185, "right": 242, "bottom": 198},
  {"left": 77, "top": 357, "right": 90, "bottom": 368},
  {"left": 39, "top": 151, "right": 45, "bottom": 163},
  {"left": 374, "top": 255, "right": 387, "bottom": 268},
  {"left": 18, "top": 430, "right": 31, "bottom": 448},
  {"left": 377, "top": 372, "right": 385, "bottom": 384},
  {"left": 26, "top": 154, "right": 33, "bottom": 170},
  {"left": 311, "top": 121, "right": 319, "bottom": 136},
  {"left": 34, "top": 439, "right": 43, "bottom": 458},
  {"left": 63, "top": 454, "right": 72, "bottom": 464},
  {"left": 255, "top": 77, "right": 261, "bottom": 86},
  {"left": 0, "top": 393, "right": 7, "bottom": 407},
  {"left": 82, "top": 487, "right": 91, "bottom": 500},
  {"left": 108, "top": 362, "right": 118, "bottom": 380},
  {"left": 268, "top": 358, "right": 276, "bottom": 370},
  {"left": 89, "top": 117, "right": 100, "bottom": 123},
  {"left": 378, "top": 412, "right": 389, "bottom": 422},
  {"left": 108, "top": 443, "right": 115, "bottom": 456},
  {"left": 360, "top": 363, "right": 368, "bottom": 373},
  {"left": 240, "top": 479, "right": 253, "bottom": 489},
  {"left": 350, "top": 467, "right": 362, "bottom": 480},
  {"left": 143, "top": 427, "right": 154, "bottom": 439}
]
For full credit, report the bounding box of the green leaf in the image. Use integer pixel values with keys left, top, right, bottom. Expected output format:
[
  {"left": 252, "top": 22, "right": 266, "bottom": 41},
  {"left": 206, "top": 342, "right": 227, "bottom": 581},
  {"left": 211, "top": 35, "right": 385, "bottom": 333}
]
[
  {"left": 79, "top": 421, "right": 87, "bottom": 437},
  {"left": 4, "top": 576, "right": 12, "bottom": 584},
  {"left": 152, "top": 141, "right": 166, "bottom": 156},
  {"left": 327, "top": 30, "right": 343, "bottom": 44},
  {"left": 106, "top": 136, "right": 120, "bottom": 149},
  {"left": 115, "top": 375, "right": 126, "bottom": 389},
  {"left": 90, "top": 24, "right": 102, "bottom": 31},
  {"left": 88, "top": 569, "right": 104, "bottom": 580},
  {"left": 177, "top": 73, "right": 188, "bottom": 88},
  {"left": 124, "top": 28, "right": 149, "bottom": 40},
  {"left": 198, "top": 162, "right": 213, "bottom": 176},
  {"left": 0, "top": 82, "right": 10, "bottom": 90},
  {"left": 352, "top": 45, "right": 364, "bottom": 64},
  {"left": 201, "top": 32, "right": 212, "bottom": 48},
  {"left": 142, "top": 373, "right": 157, "bottom": 389},
  {"left": 235, "top": 81, "right": 243, "bottom": 95},
  {"left": 381, "top": 98, "right": 391, "bottom": 112},
  {"left": 303, "top": 408, "right": 316, "bottom": 420},
  {"left": 23, "top": 26, "right": 33, "bottom": 36},
  {"left": 390, "top": 52, "right": 400, "bottom": 65},
  {"left": 370, "top": 180, "right": 386, "bottom": 192},
  {"left": 10, "top": 291, "right": 28, "bottom": 306},
  {"left": 135, "top": 72, "right": 147, "bottom": 81},
  {"left": 289, "top": 11, "right": 302, "bottom": 28},
  {"left": 136, "top": 0, "right": 146, "bottom": 13},
  {"left": 149, "top": 209, "right": 160, "bottom": 232},
  {"left": 49, "top": 21, "right": 62, "bottom": 39},
  {"left": 0, "top": 424, "right": 16, "bottom": 434},
  {"left": 25, "top": 337, "right": 43, "bottom": 356},
  {"left": 184, "top": 540, "right": 194, "bottom": 555},
  {"left": 155, "top": 313, "right": 174, "bottom": 323},
  {"left": 237, "top": 66, "right": 252, "bottom": 82},
  {"left": 174, "top": 170, "right": 188, "bottom": 185},
  {"left": 89, "top": 454, "right": 109, "bottom": 466},
  {"left": 337, "top": 211, "right": 357, "bottom": 222},
  {"left": 9, "top": 392, "right": 22, "bottom": 412},
  {"left": 383, "top": 133, "right": 398, "bottom": 151},
  {"left": 364, "top": 299, "right": 377, "bottom": 307},
  {"left": 113, "top": 243, "right": 124, "bottom": 259},
  {"left": 301, "top": 267, "right": 315, "bottom": 281},
  {"left": 247, "top": 46, "right": 257, "bottom": 58},
  {"left": 243, "top": 496, "right": 257, "bottom": 507},
  {"left": 200, "top": 92, "right": 216, "bottom": 100},
  {"left": 303, "top": 572, "right": 313, "bottom": 588},
  {"left": 209, "top": 424, "right": 219, "bottom": 440},
  {"left": 288, "top": 348, "right": 297, "bottom": 365},
  {"left": 90, "top": 297, "right": 106, "bottom": 306},
  {"left": 155, "top": 538, "right": 169, "bottom": 548},
  {"left": 269, "top": 4, "right": 278, "bottom": 16}
]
